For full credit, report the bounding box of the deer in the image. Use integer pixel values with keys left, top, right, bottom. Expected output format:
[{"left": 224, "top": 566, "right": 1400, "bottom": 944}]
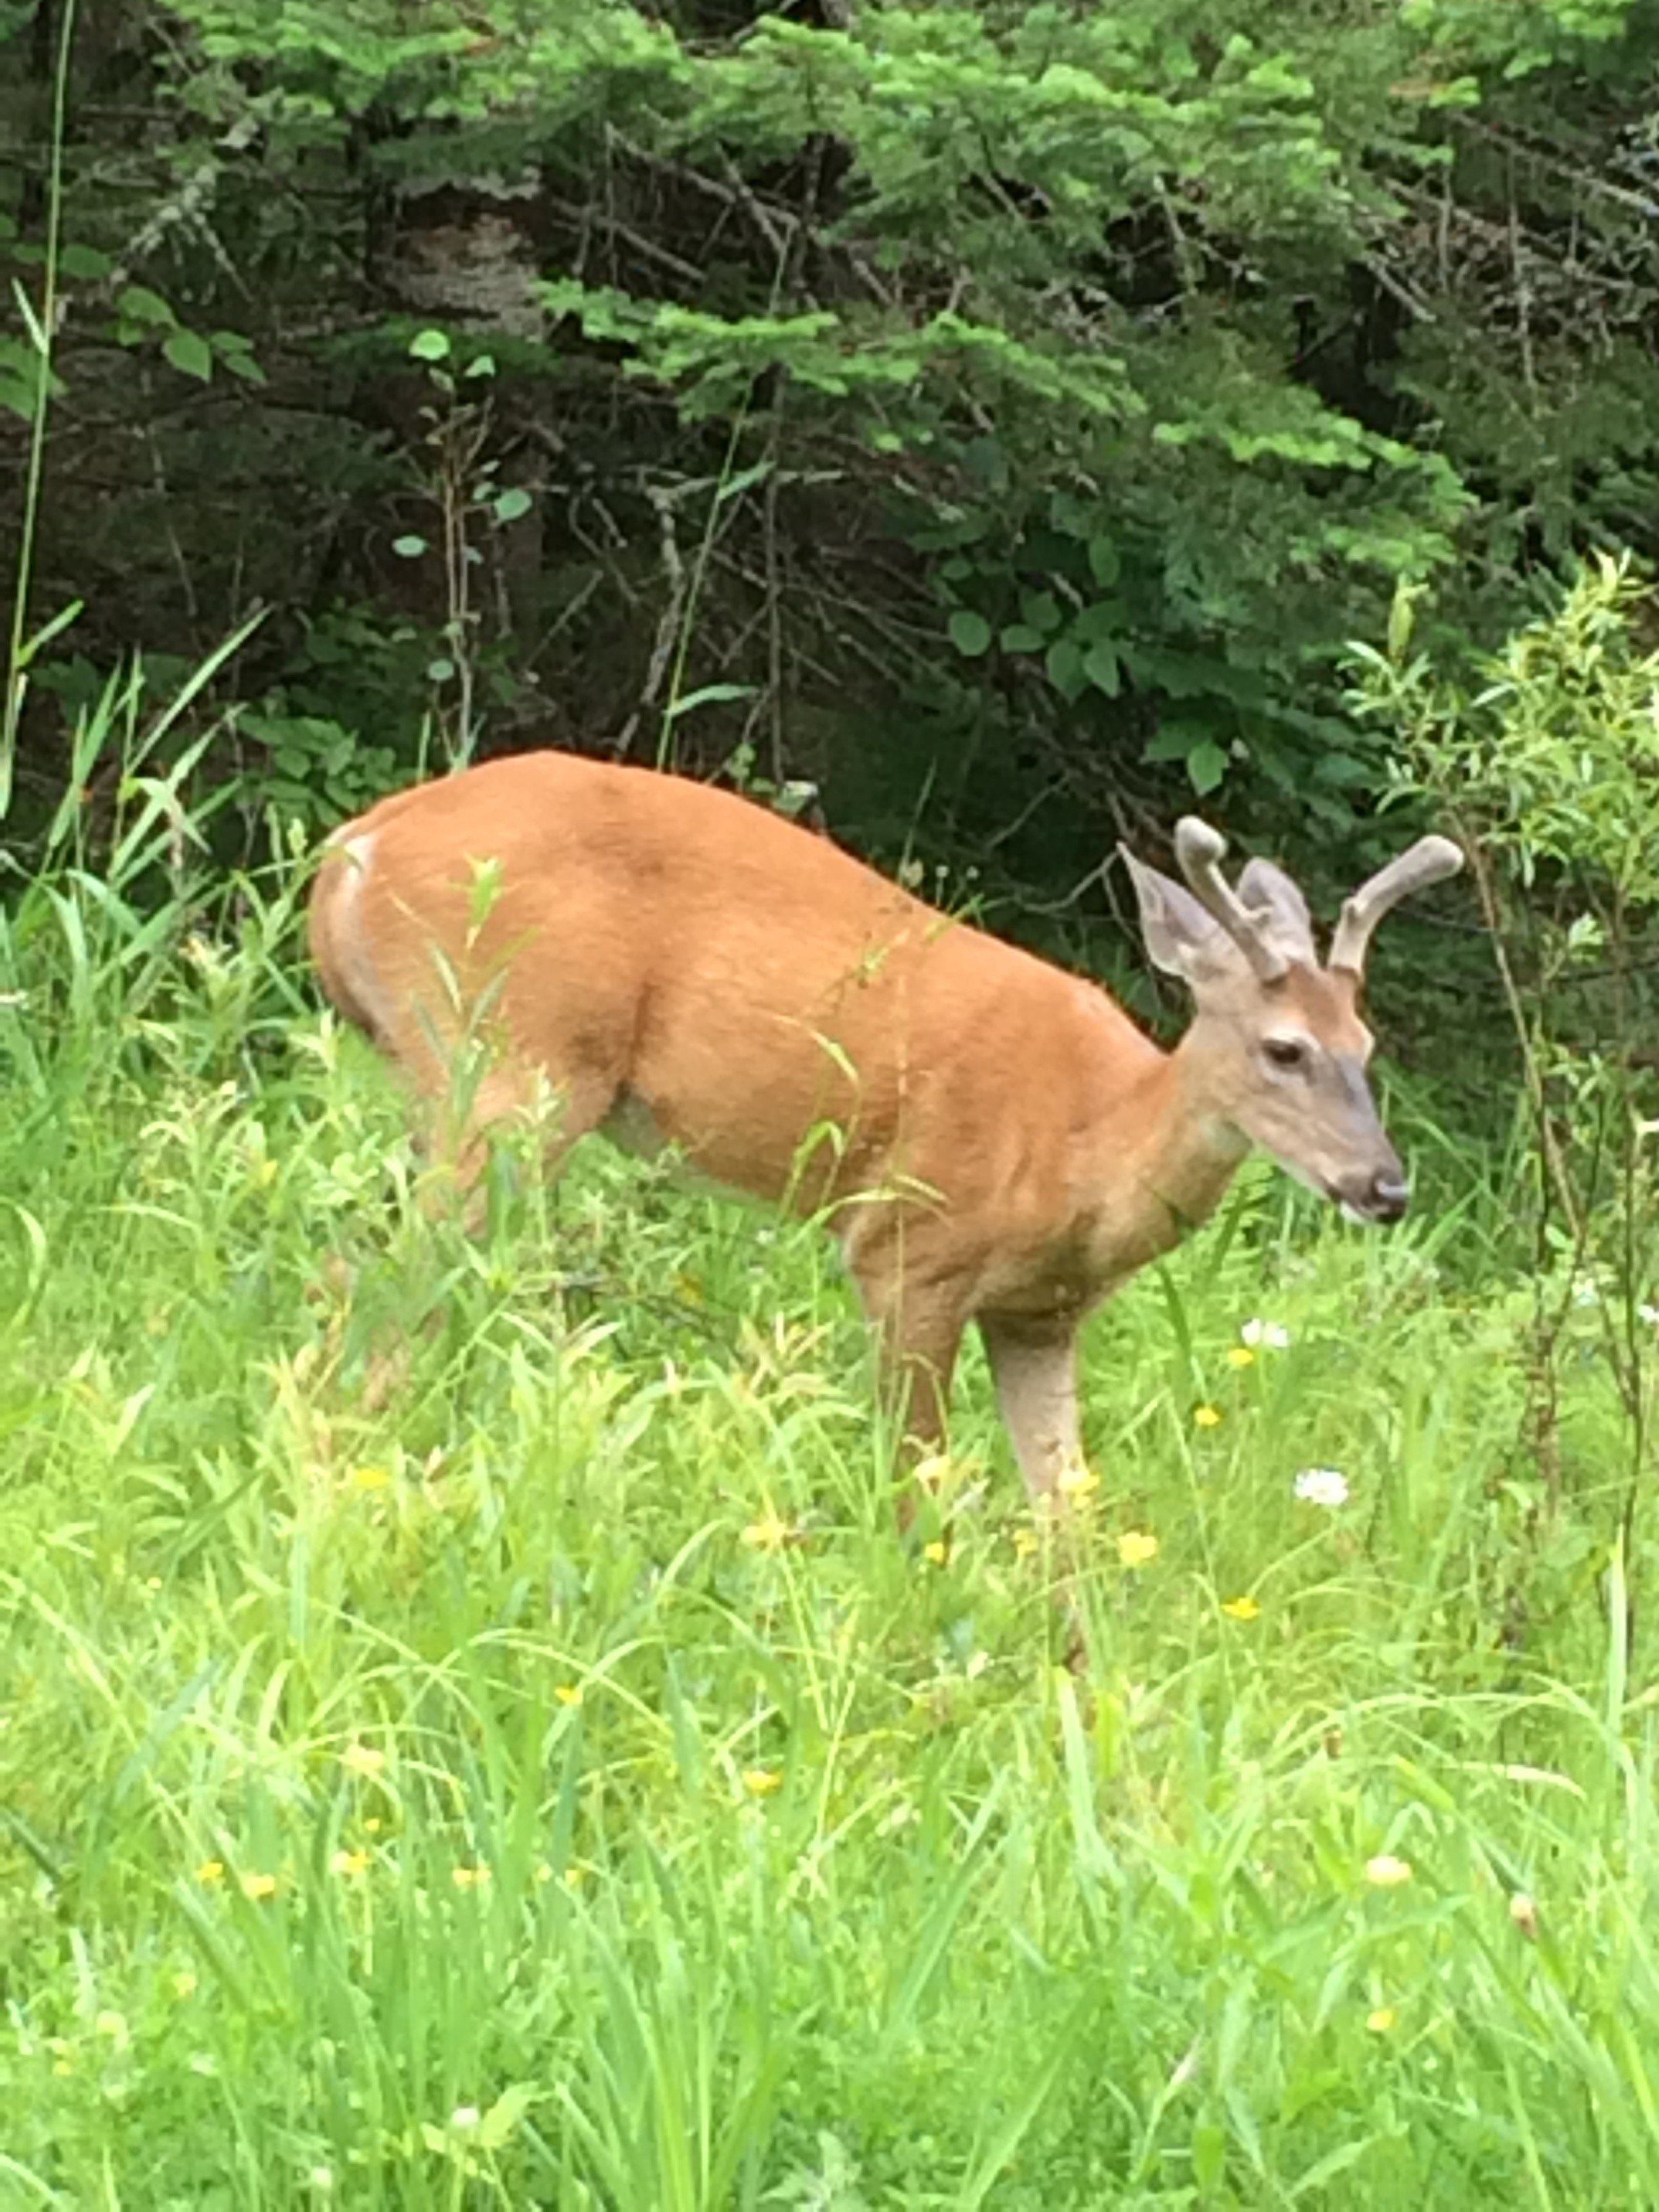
[{"left": 308, "top": 748, "right": 1462, "bottom": 1509}]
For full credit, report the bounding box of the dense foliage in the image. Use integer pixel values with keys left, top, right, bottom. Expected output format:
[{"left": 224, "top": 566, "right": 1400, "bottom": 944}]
[{"left": 5, "top": 0, "right": 1659, "bottom": 887}]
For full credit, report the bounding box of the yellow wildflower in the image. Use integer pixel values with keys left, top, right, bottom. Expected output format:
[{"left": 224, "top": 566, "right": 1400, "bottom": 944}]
[
  {"left": 554, "top": 1683, "right": 583, "bottom": 1707},
  {"left": 194, "top": 1858, "right": 226, "bottom": 1885},
  {"left": 1057, "top": 1460, "right": 1101, "bottom": 1500},
  {"left": 172, "top": 1971, "right": 197, "bottom": 1999},
  {"left": 1118, "top": 1530, "right": 1160, "bottom": 1569},
  {"left": 922, "top": 1539, "right": 949, "bottom": 1565},
  {"left": 1366, "top": 2006, "right": 1397, "bottom": 2033},
  {"left": 912, "top": 1452, "right": 954, "bottom": 1494},
  {"left": 1225, "top": 1346, "right": 1255, "bottom": 1370},
  {"left": 1012, "top": 1526, "right": 1040, "bottom": 1559},
  {"left": 329, "top": 1848, "right": 371, "bottom": 1877},
  {"left": 451, "top": 1864, "right": 491, "bottom": 1890},
  {"left": 1220, "top": 1595, "right": 1261, "bottom": 1621},
  {"left": 741, "top": 1767, "right": 783, "bottom": 1797},
  {"left": 1364, "top": 1854, "right": 1413, "bottom": 1889},
  {"left": 340, "top": 1742, "right": 386, "bottom": 1778},
  {"left": 239, "top": 1870, "right": 279, "bottom": 1901},
  {"left": 363, "top": 1816, "right": 383, "bottom": 1835},
  {"left": 740, "top": 1510, "right": 791, "bottom": 1553},
  {"left": 350, "top": 1465, "right": 391, "bottom": 1491},
  {"left": 1193, "top": 1404, "right": 1223, "bottom": 1430}
]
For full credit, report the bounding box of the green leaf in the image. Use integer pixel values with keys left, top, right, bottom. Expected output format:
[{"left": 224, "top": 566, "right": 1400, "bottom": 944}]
[
  {"left": 1019, "top": 590, "right": 1061, "bottom": 635},
  {"left": 409, "top": 328, "right": 451, "bottom": 362},
  {"left": 1048, "top": 490, "right": 1094, "bottom": 539},
  {"left": 117, "top": 285, "right": 175, "bottom": 328},
  {"left": 491, "top": 487, "right": 533, "bottom": 524},
  {"left": 477, "top": 2083, "right": 537, "bottom": 2152},
  {"left": 1044, "top": 637, "right": 1087, "bottom": 701},
  {"left": 391, "top": 535, "right": 428, "bottom": 558},
  {"left": 1187, "top": 741, "right": 1229, "bottom": 796},
  {"left": 665, "top": 682, "right": 758, "bottom": 720},
  {"left": 163, "top": 329, "right": 213, "bottom": 382},
  {"left": 464, "top": 352, "right": 496, "bottom": 379},
  {"left": 1084, "top": 642, "right": 1120, "bottom": 697},
  {"left": 1311, "top": 750, "right": 1372, "bottom": 788},
  {"left": 1192, "top": 2119, "right": 1227, "bottom": 2192},
  {"left": 1000, "top": 624, "right": 1044, "bottom": 654},
  {"left": 948, "top": 609, "right": 992, "bottom": 659},
  {"left": 60, "top": 243, "right": 112, "bottom": 280},
  {"left": 1072, "top": 601, "right": 1123, "bottom": 647},
  {"left": 1386, "top": 581, "right": 1420, "bottom": 662},
  {"left": 1088, "top": 539, "right": 1121, "bottom": 587},
  {"left": 1143, "top": 719, "right": 1210, "bottom": 765}
]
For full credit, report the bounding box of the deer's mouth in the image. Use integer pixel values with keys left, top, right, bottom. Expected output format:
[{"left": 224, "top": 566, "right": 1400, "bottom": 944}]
[{"left": 1329, "top": 1171, "right": 1409, "bottom": 1226}]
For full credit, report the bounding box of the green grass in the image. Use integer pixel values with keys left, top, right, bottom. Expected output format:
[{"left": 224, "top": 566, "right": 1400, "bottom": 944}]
[{"left": 2, "top": 862, "right": 1658, "bottom": 2209}]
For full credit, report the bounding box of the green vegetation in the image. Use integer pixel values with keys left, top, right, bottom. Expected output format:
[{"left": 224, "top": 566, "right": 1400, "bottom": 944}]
[
  {"left": 1, "top": 643, "right": 1656, "bottom": 2201},
  {"left": 5, "top": 0, "right": 1659, "bottom": 880},
  {"left": 5, "top": 1, "right": 1659, "bottom": 2200}
]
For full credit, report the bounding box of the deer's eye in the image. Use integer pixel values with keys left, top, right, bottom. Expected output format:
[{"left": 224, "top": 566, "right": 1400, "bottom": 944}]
[{"left": 1263, "top": 1036, "right": 1309, "bottom": 1071}]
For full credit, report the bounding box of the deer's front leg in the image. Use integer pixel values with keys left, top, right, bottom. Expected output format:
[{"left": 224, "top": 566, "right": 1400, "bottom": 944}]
[
  {"left": 977, "top": 1311, "right": 1085, "bottom": 1506},
  {"left": 848, "top": 1243, "right": 971, "bottom": 1530},
  {"left": 980, "top": 1309, "right": 1097, "bottom": 1677}
]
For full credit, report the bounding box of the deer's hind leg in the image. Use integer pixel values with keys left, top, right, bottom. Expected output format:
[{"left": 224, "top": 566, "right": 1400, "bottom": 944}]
[{"left": 419, "top": 1047, "right": 617, "bottom": 1233}]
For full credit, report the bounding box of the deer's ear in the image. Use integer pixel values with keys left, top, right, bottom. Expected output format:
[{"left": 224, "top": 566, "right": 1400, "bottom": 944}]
[{"left": 1118, "top": 846, "right": 1235, "bottom": 985}]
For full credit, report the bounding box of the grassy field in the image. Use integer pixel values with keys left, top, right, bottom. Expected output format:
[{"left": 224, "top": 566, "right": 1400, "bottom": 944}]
[{"left": 1, "top": 858, "right": 1656, "bottom": 2209}]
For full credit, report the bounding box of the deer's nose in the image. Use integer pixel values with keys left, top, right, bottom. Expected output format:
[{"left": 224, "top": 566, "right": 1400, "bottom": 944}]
[{"left": 1368, "top": 1171, "right": 1409, "bottom": 1223}]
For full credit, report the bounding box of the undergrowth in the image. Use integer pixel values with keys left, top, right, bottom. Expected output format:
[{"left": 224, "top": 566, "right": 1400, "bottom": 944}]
[{"left": 1, "top": 825, "right": 1656, "bottom": 2209}]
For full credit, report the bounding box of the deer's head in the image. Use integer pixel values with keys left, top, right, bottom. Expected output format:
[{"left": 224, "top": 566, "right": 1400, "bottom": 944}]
[{"left": 1122, "top": 819, "right": 1463, "bottom": 1223}]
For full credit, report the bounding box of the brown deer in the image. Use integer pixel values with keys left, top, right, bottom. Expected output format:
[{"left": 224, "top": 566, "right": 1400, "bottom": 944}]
[{"left": 308, "top": 751, "right": 1460, "bottom": 1502}]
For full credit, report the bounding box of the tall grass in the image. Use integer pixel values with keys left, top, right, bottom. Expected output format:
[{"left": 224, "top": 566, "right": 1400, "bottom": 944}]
[{"left": 1, "top": 721, "right": 1656, "bottom": 2207}]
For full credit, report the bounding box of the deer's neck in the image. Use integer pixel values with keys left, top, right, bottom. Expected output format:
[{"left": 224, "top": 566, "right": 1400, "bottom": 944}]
[{"left": 1081, "top": 1027, "right": 1252, "bottom": 1279}]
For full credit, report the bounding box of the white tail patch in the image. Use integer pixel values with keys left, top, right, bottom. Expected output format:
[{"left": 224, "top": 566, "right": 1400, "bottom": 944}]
[{"left": 327, "top": 829, "right": 399, "bottom": 1045}]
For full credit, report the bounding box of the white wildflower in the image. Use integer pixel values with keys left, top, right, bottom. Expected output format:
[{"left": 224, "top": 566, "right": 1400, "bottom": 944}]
[
  {"left": 1241, "top": 1318, "right": 1290, "bottom": 1350},
  {"left": 1294, "top": 1467, "right": 1350, "bottom": 1509}
]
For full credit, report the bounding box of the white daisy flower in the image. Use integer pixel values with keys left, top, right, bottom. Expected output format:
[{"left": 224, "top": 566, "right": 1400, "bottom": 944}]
[
  {"left": 1241, "top": 1318, "right": 1291, "bottom": 1350},
  {"left": 1294, "top": 1467, "right": 1350, "bottom": 1509}
]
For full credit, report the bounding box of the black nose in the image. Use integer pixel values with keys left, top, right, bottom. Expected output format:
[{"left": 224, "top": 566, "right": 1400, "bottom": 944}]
[{"left": 1368, "top": 1172, "right": 1409, "bottom": 1223}]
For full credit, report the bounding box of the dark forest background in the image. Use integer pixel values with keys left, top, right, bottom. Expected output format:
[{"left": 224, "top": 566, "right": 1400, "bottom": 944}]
[{"left": 3, "top": 0, "right": 1657, "bottom": 970}]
